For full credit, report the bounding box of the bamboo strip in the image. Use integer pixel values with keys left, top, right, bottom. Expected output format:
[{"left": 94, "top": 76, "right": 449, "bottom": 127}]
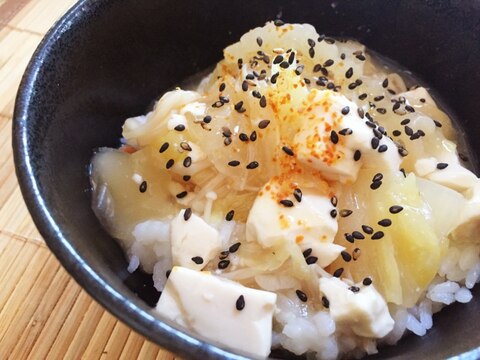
[
  {"left": 99, "top": 321, "right": 132, "bottom": 359},
  {"left": 21, "top": 276, "right": 81, "bottom": 359},
  {"left": 0, "top": 245, "right": 52, "bottom": 355},
  {"left": 8, "top": 0, "right": 76, "bottom": 35},
  {"left": 45, "top": 289, "right": 94, "bottom": 359},
  {"left": 82, "top": 310, "right": 118, "bottom": 358}
]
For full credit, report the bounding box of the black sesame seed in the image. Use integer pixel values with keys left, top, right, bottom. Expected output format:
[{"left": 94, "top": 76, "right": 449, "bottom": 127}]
[
  {"left": 354, "top": 150, "right": 361, "bottom": 161},
  {"left": 252, "top": 90, "right": 261, "bottom": 98},
  {"left": 358, "top": 93, "right": 368, "bottom": 101},
  {"left": 282, "top": 146, "right": 294, "bottom": 156},
  {"left": 307, "top": 38, "right": 316, "bottom": 47},
  {"left": 322, "top": 296, "right": 330, "bottom": 308},
  {"left": 392, "top": 102, "right": 401, "bottom": 111},
  {"left": 363, "top": 277, "right": 373, "bottom": 286},
  {"left": 182, "top": 156, "right": 192, "bottom": 168},
  {"left": 236, "top": 295, "right": 245, "bottom": 310},
  {"left": 330, "top": 196, "right": 338, "bottom": 207},
  {"left": 191, "top": 256, "right": 204, "bottom": 265},
  {"left": 333, "top": 268, "right": 344, "bottom": 278},
  {"left": 202, "top": 115, "right": 212, "bottom": 124},
  {"left": 280, "top": 61, "right": 290, "bottom": 69},
  {"left": 234, "top": 101, "right": 244, "bottom": 112},
  {"left": 372, "top": 231, "right": 384, "bottom": 240},
  {"left": 288, "top": 51, "right": 295, "bottom": 64},
  {"left": 341, "top": 106, "right": 350, "bottom": 115},
  {"left": 356, "top": 54, "right": 366, "bottom": 61},
  {"left": 309, "top": 47, "right": 315, "bottom": 58},
  {"left": 352, "top": 231, "right": 365, "bottom": 240},
  {"left": 183, "top": 175, "right": 191, "bottom": 182},
  {"left": 405, "top": 105, "right": 415, "bottom": 113},
  {"left": 159, "top": 142, "right": 169, "bottom": 153},
  {"left": 176, "top": 191, "right": 188, "bottom": 199},
  {"left": 362, "top": 225, "right": 374, "bottom": 234},
  {"left": 341, "top": 251, "right": 352, "bottom": 262},
  {"left": 323, "top": 59, "right": 334, "bottom": 67},
  {"left": 225, "top": 210, "right": 235, "bottom": 221},
  {"left": 373, "top": 128, "right": 383, "bottom": 139},
  {"left": 258, "top": 119, "right": 270, "bottom": 129},
  {"left": 174, "top": 124, "right": 185, "bottom": 132},
  {"left": 377, "top": 108, "right": 387, "bottom": 115},
  {"left": 345, "top": 67, "right": 353, "bottom": 79},
  {"left": 229, "top": 242, "right": 241, "bottom": 253},
  {"left": 378, "top": 144, "right": 388, "bottom": 153},
  {"left": 370, "top": 180, "right": 382, "bottom": 190},
  {"left": 348, "top": 82, "right": 357, "bottom": 90},
  {"left": 218, "top": 260, "right": 230, "bottom": 270},
  {"left": 313, "top": 64, "right": 322, "bottom": 73},
  {"left": 376, "top": 219, "right": 391, "bottom": 227},
  {"left": 296, "top": 290, "right": 308, "bottom": 302},
  {"left": 433, "top": 119, "right": 443, "bottom": 128},
  {"left": 302, "top": 248, "right": 312, "bottom": 258},
  {"left": 392, "top": 130, "right": 401, "bottom": 137},
  {"left": 330, "top": 209, "right": 338, "bottom": 218},
  {"left": 224, "top": 137, "right": 232, "bottom": 146},
  {"left": 304, "top": 78, "right": 311, "bottom": 84},
  {"left": 400, "top": 119, "right": 411, "bottom": 126},
  {"left": 280, "top": 199, "right": 294, "bottom": 207},
  {"left": 330, "top": 130, "right": 339, "bottom": 144},
  {"left": 389, "top": 205, "right": 404, "bottom": 214},
  {"left": 349, "top": 286, "right": 360, "bottom": 293},
  {"left": 273, "top": 55, "right": 283, "bottom": 64},
  {"left": 241, "top": 80, "right": 249, "bottom": 92},
  {"left": 357, "top": 108, "right": 365, "bottom": 118},
  {"left": 246, "top": 161, "right": 259, "bottom": 170},
  {"left": 293, "top": 188, "right": 303, "bottom": 203},
  {"left": 371, "top": 137, "right": 380, "bottom": 150},
  {"left": 306, "top": 256, "right": 318, "bottom": 265},
  {"left": 228, "top": 160, "right": 240, "bottom": 167},
  {"left": 404, "top": 126, "right": 414, "bottom": 136},
  {"left": 295, "top": 65, "right": 304, "bottom": 75},
  {"left": 250, "top": 131, "right": 257, "bottom": 141},
  {"left": 352, "top": 248, "right": 361, "bottom": 260},
  {"left": 166, "top": 159, "right": 175, "bottom": 169},
  {"left": 271, "top": 72, "right": 279, "bottom": 84},
  {"left": 398, "top": 147, "right": 409, "bottom": 157},
  {"left": 365, "top": 120, "right": 376, "bottom": 128},
  {"left": 345, "top": 233, "right": 354, "bottom": 243},
  {"left": 437, "top": 162, "right": 448, "bottom": 170},
  {"left": 340, "top": 209, "right": 353, "bottom": 217},
  {"left": 183, "top": 208, "right": 192, "bottom": 221},
  {"left": 219, "top": 82, "right": 226, "bottom": 92},
  {"left": 256, "top": 37, "right": 263, "bottom": 46},
  {"left": 180, "top": 142, "right": 192, "bottom": 151},
  {"left": 374, "top": 95, "right": 385, "bottom": 102},
  {"left": 139, "top": 181, "right": 147, "bottom": 193},
  {"left": 339, "top": 128, "right": 353, "bottom": 136},
  {"left": 382, "top": 78, "right": 389, "bottom": 88},
  {"left": 341, "top": 53, "right": 346, "bottom": 60},
  {"left": 239, "top": 133, "right": 249, "bottom": 142}
]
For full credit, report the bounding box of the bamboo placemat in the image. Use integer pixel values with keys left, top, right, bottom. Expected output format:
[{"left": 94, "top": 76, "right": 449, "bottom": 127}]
[{"left": 0, "top": 1, "right": 176, "bottom": 358}]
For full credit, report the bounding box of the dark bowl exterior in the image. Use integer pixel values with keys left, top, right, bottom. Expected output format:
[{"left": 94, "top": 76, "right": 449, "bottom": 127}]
[{"left": 12, "top": 0, "right": 480, "bottom": 359}]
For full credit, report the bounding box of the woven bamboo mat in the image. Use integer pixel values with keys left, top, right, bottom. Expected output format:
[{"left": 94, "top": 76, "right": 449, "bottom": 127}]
[{"left": 0, "top": 1, "right": 176, "bottom": 359}]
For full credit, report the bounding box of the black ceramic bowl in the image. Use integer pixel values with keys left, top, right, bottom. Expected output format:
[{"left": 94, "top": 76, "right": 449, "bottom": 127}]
[{"left": 13, "top": 0, "right": 480, "bottom": 359}]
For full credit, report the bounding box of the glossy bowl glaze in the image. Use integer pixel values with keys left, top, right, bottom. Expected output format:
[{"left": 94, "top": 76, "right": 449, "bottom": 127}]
[{"left": 13, "top": 0, "right": 480, "bottom": 358}]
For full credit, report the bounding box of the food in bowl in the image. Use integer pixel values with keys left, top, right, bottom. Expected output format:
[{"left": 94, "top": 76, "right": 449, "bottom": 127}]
[{"left": 89, "top": 21, "right": 480, "bottom": 359}]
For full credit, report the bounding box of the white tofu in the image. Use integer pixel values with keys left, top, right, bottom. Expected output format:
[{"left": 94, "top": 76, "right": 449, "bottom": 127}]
[
  {"left": 246, "top": 178, "right": 342, "bottom": 268},
  {"left": 319, "top": 277, "right": 394, "bottom": 338},
  {"left": 156, "top": 266, "right": 277, "bottom": 358},
  {"left": 170, "top": 210, "right": 221, "bottom": 270},
  {"left": 452, "top": 182, "right": 480, "bottom": 244},
  {"left": 293, "top": 90, "right": 401, "bottom": 183}
]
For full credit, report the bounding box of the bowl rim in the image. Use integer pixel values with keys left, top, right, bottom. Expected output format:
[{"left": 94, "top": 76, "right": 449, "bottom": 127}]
[
  {"left": 11, "top": 1, "right": 249, "bottom": 359},
  {"left": 11, "top": 1, "right": 480, "bottom": 359}
]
